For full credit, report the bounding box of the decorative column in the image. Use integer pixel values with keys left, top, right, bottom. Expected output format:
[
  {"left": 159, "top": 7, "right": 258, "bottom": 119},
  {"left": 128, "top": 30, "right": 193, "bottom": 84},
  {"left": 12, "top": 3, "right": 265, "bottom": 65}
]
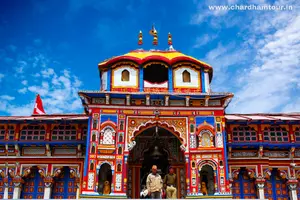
[
  {"left": 111, "top": 168, "right": 115, "bottom": 194},
  {"left": 3, "top": 175, "right": 9, "bottom": 199},
  {"left": 287, "top": 180, "right": 298, "bottom": 200},
  {"left": 126, "top": 95, "right": 131, "bottom": 106},
  {"left": 123, "top": 155, "right": 128, "bottom": 193},
  {"left": 204, "top": 69, "right": 210, "bottom": 93},
  {"left": 255, "top": 178, "right": 265, "bottom": 200},
  {"left": 43, "top": 175, "right": 53, "bottom": 199},
  {"left": 12, "top": 175, "right": 23, "bottom": 199}
]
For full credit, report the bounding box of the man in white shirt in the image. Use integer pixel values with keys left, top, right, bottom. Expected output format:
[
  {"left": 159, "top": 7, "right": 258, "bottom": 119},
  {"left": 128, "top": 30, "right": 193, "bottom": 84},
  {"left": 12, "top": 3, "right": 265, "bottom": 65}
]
[{"left": 146, "top": 165, "right": 163, "bottom": 199}]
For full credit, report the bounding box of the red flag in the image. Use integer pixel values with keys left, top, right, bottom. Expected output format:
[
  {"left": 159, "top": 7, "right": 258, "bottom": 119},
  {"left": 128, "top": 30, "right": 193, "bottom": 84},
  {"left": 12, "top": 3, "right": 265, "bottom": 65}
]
[{"left": 33, "top": 94, "right": 46, "bottom": 115}]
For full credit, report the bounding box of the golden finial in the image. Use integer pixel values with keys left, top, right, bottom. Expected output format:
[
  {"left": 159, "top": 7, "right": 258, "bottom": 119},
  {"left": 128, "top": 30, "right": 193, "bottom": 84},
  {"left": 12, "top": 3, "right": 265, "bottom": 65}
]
[
  {"left": 149, "top": 24, "right": 158, "bottom": 46},
  {"left": 138, "top": 30, "right": 143, "bottom": 45},
  {"left": 168, "top": 32, "right": 172, "bottom": 46}
]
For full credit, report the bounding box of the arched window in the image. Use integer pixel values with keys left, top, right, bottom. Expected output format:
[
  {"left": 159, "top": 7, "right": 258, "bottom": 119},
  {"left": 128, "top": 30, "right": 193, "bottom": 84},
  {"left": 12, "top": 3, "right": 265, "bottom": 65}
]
[
  {"left": 120, "top": 121, "right": 124, "bottom": 130},
  {"left": 20, "top": 125, "right": 45, "bottom": 140},
  {"left": 263, "top": 126, "right": 289, "bottom": 142},
  {"left": 232, "top": 169, "right": 257, "bottom": 199},
  {"left": 182, "top": 70, "right": 191, "bottom": 83},
  {"left": 121, "top": 70, "right": 130, "bottom": 81},
  {"left": 118, "top": 133, "right": 123, "bottom": 142},
  {"left": 102, "top": 127, "right": 115, "bottom": 145},
  {"left": 91, "top": 145, "right": 96, "bottom": 154},
  {"left": 92, "top": 119, "right": 98, "bottom": 129},
  {"left": 52, "top": 125, "right": 77, "bottom": 140},
  {"left": 92, "top": 132, "right": 96, "bottom": 141},
  {"left": 201, "top": 133, "right": 211, "bottom": 147},
  {"left": 190, "top": 124, "right": 195, "bottom": 133},
  {"left": 117, "top": 164, "right": 122, "bottom": 172},
  {"left": 118, "top": 146, "right": 122, "bottom": 155},
  {"left": 90, "top": 162, "right": 94, "bottom": 171},
  {"left": 232, "top": 126, "right": 257, "bottom": 142},
  {"left": 198, "top": 129, "right": 214, "bottom": 147},
  {"left": 295, "top": 127, "right": 300, "bottom": 142}
]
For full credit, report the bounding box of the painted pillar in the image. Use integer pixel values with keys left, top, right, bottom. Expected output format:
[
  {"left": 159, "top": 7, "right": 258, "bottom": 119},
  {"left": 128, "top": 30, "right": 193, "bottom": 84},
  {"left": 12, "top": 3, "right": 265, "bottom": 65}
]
[
  {"left": 204, "top": 69, "right": 210, "bottom": 93},
  {"left": 287, "top": 180, "right": 298, "bottom": 200},
  {"left": 168, "top": 67, "right": 173, "bottom": 92},
  {"left": 82, "top": 116, "right": 92, "bottom": 192},
  {"left": 12, "top": 177, "right": 22, "bottom": 199},
  {"left": 201, "top": 68, "right": 206, "bottom": 92},
  {"left": 184, "top": 153, "right": 190, "bottom": 195},
  {"left": 43, "top": 187, "right": 52, "bottom": 199},
  {"left": 43, "top": 171, "right": 54, "bottom": 199},
  {"left": 139, "top": 66, "right": 144, "bottom": 92},
  {"left": 111, "top": 169, "right": 115, "bottom": 193},
  {"left": 4, "top": 186, "right": 8, "bottom": 199},
  {"left": 107, "top": 68, "right": 111, "bottom": 91},
  {"left": 255, "top": 179, "right": 265, "bottom": 200},
  {"left": 123, "top": 155, "right": 128, "bottom": 193}
]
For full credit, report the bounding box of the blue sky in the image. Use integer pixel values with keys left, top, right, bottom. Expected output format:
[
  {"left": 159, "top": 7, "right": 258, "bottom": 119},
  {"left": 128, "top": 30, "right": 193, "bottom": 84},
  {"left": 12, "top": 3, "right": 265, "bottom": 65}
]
[{"left": 0, "top": 0, "right": 299, "bottom": 116}]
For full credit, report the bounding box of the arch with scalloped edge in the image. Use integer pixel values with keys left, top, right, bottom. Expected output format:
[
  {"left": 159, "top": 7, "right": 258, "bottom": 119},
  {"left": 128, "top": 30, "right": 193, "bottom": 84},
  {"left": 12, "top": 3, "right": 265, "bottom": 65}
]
[{"left": 130, "top": 120, "right": 185, "bottom": 144}]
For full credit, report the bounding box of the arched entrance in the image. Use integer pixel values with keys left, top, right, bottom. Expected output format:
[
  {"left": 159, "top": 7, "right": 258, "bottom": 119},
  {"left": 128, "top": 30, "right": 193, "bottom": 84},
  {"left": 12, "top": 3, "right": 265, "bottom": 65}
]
[
  {"left": 199, "top": 165, "right": 215, "bottom": 195},
  {"left": 127, "top": 126, "right": 186, "bottom": 198},
  {"left": 98, "top": 163, "right": 112, "bottom": 194}
]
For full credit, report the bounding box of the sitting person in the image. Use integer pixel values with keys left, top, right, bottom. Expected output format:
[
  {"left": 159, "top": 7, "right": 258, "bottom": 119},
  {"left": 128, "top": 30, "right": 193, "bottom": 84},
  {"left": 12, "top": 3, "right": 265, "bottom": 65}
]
[{"left": 163, "top": 166, "right": 177, "bottom": 199}]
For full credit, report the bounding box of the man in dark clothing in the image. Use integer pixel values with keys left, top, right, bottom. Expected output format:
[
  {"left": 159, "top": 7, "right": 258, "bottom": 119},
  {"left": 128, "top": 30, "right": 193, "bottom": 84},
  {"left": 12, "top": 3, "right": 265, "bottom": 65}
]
[{"left": 163, "top": 167, "right": 177, "bottom": 199}]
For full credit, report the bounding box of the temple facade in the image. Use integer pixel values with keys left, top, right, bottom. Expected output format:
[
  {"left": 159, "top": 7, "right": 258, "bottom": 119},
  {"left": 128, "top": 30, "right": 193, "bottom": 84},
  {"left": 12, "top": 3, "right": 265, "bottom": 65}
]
[{"left": 0, "top": 31, "right": 300, "bottom": 200}]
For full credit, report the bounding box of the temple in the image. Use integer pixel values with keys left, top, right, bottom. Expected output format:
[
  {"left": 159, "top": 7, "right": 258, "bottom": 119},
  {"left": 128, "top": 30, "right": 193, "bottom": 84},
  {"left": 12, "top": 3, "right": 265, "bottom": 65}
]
[{"left": 0, "top": 29, "right": 300, "bottom": 200}]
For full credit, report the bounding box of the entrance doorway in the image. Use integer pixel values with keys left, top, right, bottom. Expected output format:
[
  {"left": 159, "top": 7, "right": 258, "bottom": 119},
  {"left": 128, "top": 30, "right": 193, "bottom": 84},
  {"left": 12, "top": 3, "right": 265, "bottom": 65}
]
[
  {"left": 200, "top": 165, "right": 215, "bottom": 195},
  {"left": 127, "top": 126, "right": 185, "bottom": 198},
  {"left": 98, "top": 163, "right": 112, "bottom": 194}
]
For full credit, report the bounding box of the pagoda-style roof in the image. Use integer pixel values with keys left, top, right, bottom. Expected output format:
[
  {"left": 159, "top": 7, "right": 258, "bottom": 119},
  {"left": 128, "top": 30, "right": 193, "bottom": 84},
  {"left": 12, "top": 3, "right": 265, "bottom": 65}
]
[{"left": 98, "top": 49, "right": 213, "bottom": 81}]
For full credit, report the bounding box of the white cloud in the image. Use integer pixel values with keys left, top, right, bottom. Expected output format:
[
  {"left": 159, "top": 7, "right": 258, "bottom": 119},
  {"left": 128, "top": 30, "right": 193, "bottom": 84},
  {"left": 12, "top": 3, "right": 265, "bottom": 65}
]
[
  {"left": 21, "top": 80, "right": 28, "bottom": 85},
  {"left": 228, "top": 2, "right": 300, "bottom": 113},
  {"left": 0, "top": 95, "right": 15, "bottom": 101},
  {"left": 193, "top": 34, "right": 217, "bottom": 48},
  {"left": 18, "top": 88, "right": 27, "bottom": 94},
  {"left": 41, "top": 68, "right": 55, "bottom": 78}
]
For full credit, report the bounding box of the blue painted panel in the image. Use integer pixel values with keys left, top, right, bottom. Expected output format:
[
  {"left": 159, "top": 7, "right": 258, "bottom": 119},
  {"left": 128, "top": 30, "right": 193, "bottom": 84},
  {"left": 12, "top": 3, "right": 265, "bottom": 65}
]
[
  {"left": 223, "top": 131, "right": 229, "bottom": 181},
  {"left": 168, "top": 67, "right": 173, "bottom": 92},
  {"left": 195, "top": 116, "right": 215, "bottom": 127},
  {"left": 84, "top": 116, "right": 92, "bottom": 176},
  {"left": 21, "top": 167, "right": 44, "bottom": 199},
  {"left": 100, "top": 114, "right": 118, "bottom": 124},
  {"left": 232, "top": 169, "right": 256, "bottom": 199},
  {"left": 139, "top": 66, "right": 144, "bottom": 92},
  {"left": 201, "top": 68, "right": 206, "bottom": 92},
  {"left": 264, "top": 169, "right": 289, "bottom": 200},
  {"left": 8, "top": 175, "right": 13, "bottom": 199},
  {"left": 107, "top": 68, "right": 111, "bottom": 91},
  {"left": 51, "top": 167, "right": 76, "bottom": 199},
  {"left": 0, "top": 176, "right": 3, "bottom": 199}
]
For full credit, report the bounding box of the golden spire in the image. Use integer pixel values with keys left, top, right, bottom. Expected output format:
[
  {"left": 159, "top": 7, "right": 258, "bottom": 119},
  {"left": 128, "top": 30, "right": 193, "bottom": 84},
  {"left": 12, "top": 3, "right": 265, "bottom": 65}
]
[
  {"left": 149, "top": 24, "right": 158, "bottom": 46},
  {"left": 138, "top": 30, "right": 143, "bottom": 45},
  {"left": 168, "top": 32, "right": 172, "bottom": 46}
]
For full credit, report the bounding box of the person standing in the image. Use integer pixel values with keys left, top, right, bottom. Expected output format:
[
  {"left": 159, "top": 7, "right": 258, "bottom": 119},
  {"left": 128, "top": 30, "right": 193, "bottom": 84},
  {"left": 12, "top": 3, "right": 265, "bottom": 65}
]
[
  {"left": 164, "top": 166, "right": 177, "bottom": 199},
  {"left": 146, "top": 165, "right": 163, "bottom": 199}
]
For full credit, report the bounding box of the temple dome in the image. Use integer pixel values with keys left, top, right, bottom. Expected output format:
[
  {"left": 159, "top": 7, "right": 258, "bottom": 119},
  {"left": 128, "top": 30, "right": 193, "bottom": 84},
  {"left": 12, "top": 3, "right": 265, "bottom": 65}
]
[{"left": 98, "top": 49, "right": 213, "bottom": 82}]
